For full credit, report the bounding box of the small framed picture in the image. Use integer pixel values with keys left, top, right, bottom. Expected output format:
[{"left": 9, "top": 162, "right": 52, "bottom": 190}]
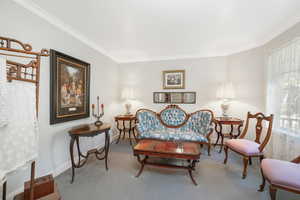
[
  {"left": 153, "top": 92, "right": 168, "bottom": 103},
  {"left": 163, "top": 70, "right": 185, "bottom": 89},
  {"left": 170, "top": 93, "right": 183, "bottom": 103},
  {"left": 183, "top": 92, "right": 196, "bottom": 104}
]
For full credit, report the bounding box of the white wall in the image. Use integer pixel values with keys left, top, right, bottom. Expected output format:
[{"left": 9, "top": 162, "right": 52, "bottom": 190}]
[
  {"left": 0, "top": 0, "right": 120, "bottom": 197},
  {"left": 119, "top": 57, "right": 228, "bottom": 115},
  {"left": 227, "top": 46, "right": 265, "bottom": 119},
  {"left": 119, "top": 51, "right": 265, "bottom": 120}
]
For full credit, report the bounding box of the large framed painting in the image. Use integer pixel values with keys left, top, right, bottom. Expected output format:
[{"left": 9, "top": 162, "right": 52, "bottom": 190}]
[
  {"left": 163, "top": 70, "right": 185, "bottom": 89},
  {"left": 50, "top": 49, "right": 90, "bottom": 124}
]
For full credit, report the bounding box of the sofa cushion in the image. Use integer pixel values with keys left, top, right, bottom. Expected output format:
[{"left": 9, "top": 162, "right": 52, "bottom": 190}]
[
  {"left": 262, "top": 159, "right": 300, "bottom": 191},
  {"left": 136, "top": 110, "right": 164, "bottom": 132},
  {"left": 225, "top": 139, "right": 262, "bottom": 156},
  {"left": 180, "top": 110, "right": 213, "bottom": 136},
  {"left": 139, "top": 130, "right": 208, "bottom": 143}
]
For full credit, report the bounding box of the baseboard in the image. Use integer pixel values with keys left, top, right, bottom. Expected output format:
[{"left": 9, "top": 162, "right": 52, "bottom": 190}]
[{"left": 7, "top": 133, "right": 119, "bottom": 200}]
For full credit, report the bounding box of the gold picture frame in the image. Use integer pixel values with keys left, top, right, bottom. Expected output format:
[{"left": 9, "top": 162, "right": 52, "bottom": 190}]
[
  {"left": 50, "top": 49, "right": 90, "bottom": 124},
  {"left": 163, "top": 70, "right": 185, "bottom": 89}
]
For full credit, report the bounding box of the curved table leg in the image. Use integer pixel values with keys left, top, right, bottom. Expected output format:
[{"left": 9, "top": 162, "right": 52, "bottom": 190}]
[
  {"left": 105, "top": 130, "right": 110, "bottom": 171},
  {"left": 69, "top": 136, "right": 76, "bottom": 183},
  {"left": 135, "top": 156, "right": 148, "bottom": 177},
  {"left": 122, "top": 120, "right": 126, "bottom": 140},
  {"left": 236, "top": 123, "right": 243, "bottom": 139},
  {"left": 214, "top": 121, "right": 220, "bottom": 147},
  {"left": 188, "top": 169, "right": 198, "bottom": 186},
  {"left": 116, "top": 120, "right": 122, "bottom": 144},
  {"left": 219, "top": 124, "right": 224, "bottom": 153},
  {"left": 229, "top": 124, "right": 234, "bottom": 139},
  {"left": 2, "top": 181, "right": 6, "bottom": 200},
  {"left": 129, "top": 120, "right": 133, "bottom": 145},
  {"left": 188, "top": 160, "right": 198, "bottom": 186}
]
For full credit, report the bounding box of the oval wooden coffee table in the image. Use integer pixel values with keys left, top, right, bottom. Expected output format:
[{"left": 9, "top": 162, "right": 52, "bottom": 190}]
[{"left": 133, "top": 140, "right": 201, "bottom": 185}]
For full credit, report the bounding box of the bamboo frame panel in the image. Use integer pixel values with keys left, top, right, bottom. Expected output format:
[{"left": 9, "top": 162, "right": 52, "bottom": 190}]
[{"left": 0, "top": 36, "right": 49, "bottom": 200}]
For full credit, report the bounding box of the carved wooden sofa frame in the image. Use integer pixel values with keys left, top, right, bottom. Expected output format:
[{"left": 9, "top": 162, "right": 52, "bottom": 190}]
[{"left": 135, "top": 105, "right": 214, "bottom": 155}]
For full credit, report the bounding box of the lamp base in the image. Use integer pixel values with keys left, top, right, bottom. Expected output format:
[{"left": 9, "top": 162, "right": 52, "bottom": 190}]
[
  {"left": 125, "top": 103, "right": 132, "bottom": 115},
  {"left": 221, "top": 99, "right": 230, "bottom": 117}
]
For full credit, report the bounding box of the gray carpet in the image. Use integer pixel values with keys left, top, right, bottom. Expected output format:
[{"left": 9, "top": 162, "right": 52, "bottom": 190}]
[{"left": 55, "top": 141, "right": 298, "bottom": 200}]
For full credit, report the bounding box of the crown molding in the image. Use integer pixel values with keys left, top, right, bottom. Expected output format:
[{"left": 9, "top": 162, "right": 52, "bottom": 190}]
[{"left": 12, "top": 0, "right": 119, "bottom": 63}]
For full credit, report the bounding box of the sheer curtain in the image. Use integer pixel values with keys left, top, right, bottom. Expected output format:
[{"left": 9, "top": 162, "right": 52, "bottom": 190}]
[
  {"left": 266, "top": 38, "right": 300, "bottom": 160},
  {"left": 0, "top": 56, "right": 8, "bottom": 128},
  {"left": 0, "top": 56, "right": 39, "bottom": 184}
]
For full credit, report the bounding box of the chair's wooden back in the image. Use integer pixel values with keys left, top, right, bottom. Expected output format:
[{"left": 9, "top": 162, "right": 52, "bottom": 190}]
[{"left": 239, "top": 112, "right": 274, "bottom": 152}]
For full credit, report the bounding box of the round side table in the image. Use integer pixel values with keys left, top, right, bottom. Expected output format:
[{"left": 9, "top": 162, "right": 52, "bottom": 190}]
[
  {"left": 115, "top": 114, "right": 137, "bottom": 145},
  {"left": 214, "top": 117, "right": 244, "bottom": 153}
]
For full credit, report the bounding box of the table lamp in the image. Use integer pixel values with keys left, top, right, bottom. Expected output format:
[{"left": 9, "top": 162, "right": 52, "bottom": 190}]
[
  {"left": 216, "top": 82, "right": 235, "bottom": 117},
  {"left": 121, "top": 88, "right": 135, "bottom": 115}
]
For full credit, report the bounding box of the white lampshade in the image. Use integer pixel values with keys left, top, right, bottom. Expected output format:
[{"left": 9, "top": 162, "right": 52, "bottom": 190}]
[
  {"left": 216, "top": 82, "right": 235, "bottom": 99},
  {"left": 121, "top": 88, "right": 136, "bottom": 100}
]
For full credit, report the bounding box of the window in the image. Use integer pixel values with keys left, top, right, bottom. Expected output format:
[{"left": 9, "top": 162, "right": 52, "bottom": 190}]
[{"left": 267, "top": 38, "right": 300, "bottom": 135}]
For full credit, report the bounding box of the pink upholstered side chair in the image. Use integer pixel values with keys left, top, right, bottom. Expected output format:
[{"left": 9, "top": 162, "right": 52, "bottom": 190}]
[
  {"left": 223, "top": 112, "right": 274, "bottom": 179},
  {"left": 259, "top": 156, "right": 300, "bottom": 200}
]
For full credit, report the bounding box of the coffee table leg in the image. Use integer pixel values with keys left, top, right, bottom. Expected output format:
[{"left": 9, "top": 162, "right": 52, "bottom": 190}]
[
  {"left": 136, "top": 156, "right": 148, "bottom": 177},
  {"left": 188, "top": 160, "right": 198, "bottom": 186}
]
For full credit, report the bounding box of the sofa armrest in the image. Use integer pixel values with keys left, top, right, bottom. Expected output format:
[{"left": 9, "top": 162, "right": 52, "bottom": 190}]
[
  {"left": 206, "top": 126, "right": 214, "bottom": 141},
  {"left": 183, "top": 110, "right": 214, "bottom": 139},
  {"left": 135, "top": 109, "right": 163, "bottom": 135}
]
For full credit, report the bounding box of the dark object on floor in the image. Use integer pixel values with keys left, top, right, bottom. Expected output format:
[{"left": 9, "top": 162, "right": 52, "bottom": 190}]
[
  {"left": 24, "top": 175, "right": 54, "bottom": 199},
  {"left": 13, "top": 174, "right": 60, "bottom": 200},
  {"left": 133, "top": 139, "right": 201, "bottom": 185},
  {"left": 14, "top": 183, "right": 61, "bottom": 200}
]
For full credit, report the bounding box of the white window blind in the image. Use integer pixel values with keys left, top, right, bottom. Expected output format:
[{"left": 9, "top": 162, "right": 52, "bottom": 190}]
[{"left": 266, "top": 38, "right": 300, "bottom": 136}]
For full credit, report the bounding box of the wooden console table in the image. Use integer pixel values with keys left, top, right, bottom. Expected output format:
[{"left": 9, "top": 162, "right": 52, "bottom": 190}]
[
  {"left": 115, "top": 115, "right": 137, "bottom": 145},
  {"left": 68, "top": 123, "right": 111, "bottom": 183},
  {"left": 133, "top": 140, "right": 201, "bottom": 186},
  {"left": 214, "top": 117, "right": 243, "bottom": 153}
]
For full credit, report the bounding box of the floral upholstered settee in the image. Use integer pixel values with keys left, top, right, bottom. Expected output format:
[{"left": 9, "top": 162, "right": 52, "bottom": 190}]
[{"left": 135, "top": 105, "right": 214, "bottom": 155}]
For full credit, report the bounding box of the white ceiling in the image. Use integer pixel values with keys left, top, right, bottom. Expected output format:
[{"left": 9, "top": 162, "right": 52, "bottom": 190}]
[{"left": 15, "top": 0, "right": 300, "bottom": 63}]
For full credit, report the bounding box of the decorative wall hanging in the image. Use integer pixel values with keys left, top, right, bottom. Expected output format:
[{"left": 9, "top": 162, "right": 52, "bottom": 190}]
[
  {"left": 0, "top": 36, "right": 54, "bottom": 200},
  {"left": 50, "top": 49, "right": 90, "bottom": 124},
  {"left": 162, "top": 70, "right": 185, "bottom": 89},
  {"left": 153, "top": 92, "right": 196, "bottom": 104}
]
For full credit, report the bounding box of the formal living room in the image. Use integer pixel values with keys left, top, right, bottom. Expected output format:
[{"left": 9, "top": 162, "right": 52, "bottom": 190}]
[{"left": 1, "top": 0, "right": 300, "bottom": 200}]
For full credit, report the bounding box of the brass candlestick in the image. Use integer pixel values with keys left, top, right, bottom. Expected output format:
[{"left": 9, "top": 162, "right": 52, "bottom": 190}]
[{"left": 92, "top": 96, "right": 104, "bottom": 126}]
